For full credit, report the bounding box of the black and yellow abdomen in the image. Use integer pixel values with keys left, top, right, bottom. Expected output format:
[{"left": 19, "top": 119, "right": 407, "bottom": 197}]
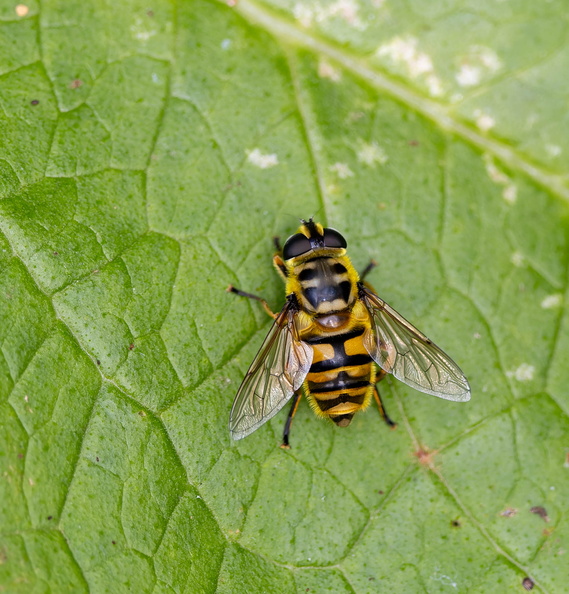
[{"left": 302, "top": 326, "right": 376, "bottom": 427}]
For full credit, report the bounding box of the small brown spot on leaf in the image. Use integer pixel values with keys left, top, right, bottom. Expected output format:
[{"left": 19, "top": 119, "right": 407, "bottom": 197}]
[
  {"left": 17, "top": 453, "right": 23, "bottom": 459},
  {"left": 378, "top": 490, "right": 384, "bottom": 495},
  {"left": 70, "top": 79, "right": 83, "bottom": 89},
  {"left": 522, "top": 576, "right": 534, "bottom": 590},
  {"left": 129, "top": 343, "right": 135, "bottom": 350},
  {"left": 146, "top": 9, "right": 154, "bottom": 16},
  {"left": 31, "top": 99, "right": 39, "bottom": 106},
  {"left": 53, "top": 251, "right": 59, "bottom": 256},
  {"left": 500, "top": 507, "right": 518, "bottom": 518},
  {"left": 409, "top": 140, "right": 419, "bottom": 146},
  {"left": 112, "top": 540, "right": 116, "bottom": 545},
  {"left": 96, "top": 457, "right": 99, "bottom": 462},
  {"left": 47, "top": 516, "right": 52, "bottom": 520},
  {"left": 451, "top": 519, "right": 461, "bottom": 527},
  {"left": 414, "top": 448, "right": 435, "bottom": 468},
  {"left": 138, "top": 411, "right": 146, "bottom": 417},
  {"left": 530, "top": 506, "right": 550, "bottom": 522},
  {"left": 96, "top": 360, "right": 101, "bottom": 365}
]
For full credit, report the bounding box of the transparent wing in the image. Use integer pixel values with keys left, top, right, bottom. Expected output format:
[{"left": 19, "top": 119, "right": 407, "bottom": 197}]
[
  {"left": 229, "top": 301, "right": 313, "bottom": 440},
  {"left": 361, "top": 287, "right": 471, "bottom": 401}
]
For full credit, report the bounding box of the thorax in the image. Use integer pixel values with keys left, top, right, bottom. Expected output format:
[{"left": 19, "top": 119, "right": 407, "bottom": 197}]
[{"left": 287, "top": 255, "right": 359, "bottom": 316}]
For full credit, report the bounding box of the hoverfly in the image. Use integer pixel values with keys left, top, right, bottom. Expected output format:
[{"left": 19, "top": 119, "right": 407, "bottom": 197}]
[{"left": 228, "top": 219, "right": 470, "bottom": 448}]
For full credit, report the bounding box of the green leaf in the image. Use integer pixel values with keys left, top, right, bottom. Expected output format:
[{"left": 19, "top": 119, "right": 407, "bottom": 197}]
[{"left": 1, "top": 0, "right": 568, "bottom": 592}]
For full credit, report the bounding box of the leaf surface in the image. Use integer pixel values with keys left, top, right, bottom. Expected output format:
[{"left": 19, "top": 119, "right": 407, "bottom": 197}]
[{"left": 1, "top": 0, "right": 568, "bottom": 592}]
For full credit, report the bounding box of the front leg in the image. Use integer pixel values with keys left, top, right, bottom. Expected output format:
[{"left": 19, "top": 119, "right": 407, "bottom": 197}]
[
  {"left": 360, "top": 259, "right": 378, "bottom": 282},
  {"left": 273, "top": 254, "right": 287, "bottom": 281}
]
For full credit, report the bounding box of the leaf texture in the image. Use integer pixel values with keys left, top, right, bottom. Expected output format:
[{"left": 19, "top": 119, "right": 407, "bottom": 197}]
[{"left": 0, "top": 1, "right": 568, "bottom": 592}]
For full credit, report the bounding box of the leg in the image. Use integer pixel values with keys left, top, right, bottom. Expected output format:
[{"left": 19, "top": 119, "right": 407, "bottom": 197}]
[
  {"left": 360, "top": 259, "right": 378, "bottom": 281},
  {"left": 373, "top": 370, "right": 397, "bottom": 428},
  {"left": 273, "top": 254, "right": 287, "bottom": 281},
  {"left": 273, "top": 237, "right": 288, "bottom": 279},
  {"left": 226, "top": 285, "right": 277, "bottom": 319},
  {"left": 280, "top": 390, "right": 302, "bottom": 449}
]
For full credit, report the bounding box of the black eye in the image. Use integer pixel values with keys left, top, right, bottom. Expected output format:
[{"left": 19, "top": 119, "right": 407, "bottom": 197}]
[
  {"left": 283, "top": 234, "right": 312, "bottom": 259},
  {"left": 323, "top": 228, "right": 347, "bottom": 249}
]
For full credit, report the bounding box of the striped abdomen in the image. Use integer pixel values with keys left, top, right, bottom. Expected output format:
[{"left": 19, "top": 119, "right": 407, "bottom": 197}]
[{"left": 304, "top": 327, "right": 375, "bottom": 427}]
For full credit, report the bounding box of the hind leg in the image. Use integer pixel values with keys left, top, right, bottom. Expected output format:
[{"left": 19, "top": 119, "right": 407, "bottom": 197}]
[
  {"left": 373, "top": 369, "right": 397, "bottom": 428},
  {"left": 280, "top": 390, "right": 302, "bottom": 449}
]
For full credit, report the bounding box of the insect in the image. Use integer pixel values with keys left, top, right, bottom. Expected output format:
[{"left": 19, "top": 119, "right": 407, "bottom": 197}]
[{"left": 228, "top": 219, "right": 470, "bottom": 448}]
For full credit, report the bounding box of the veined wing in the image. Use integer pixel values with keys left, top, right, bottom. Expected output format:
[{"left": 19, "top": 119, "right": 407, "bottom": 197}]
[
  {"left": 360, "top": 286, "right": 471, "bottom": 401},
  {"left": 229, "top": 300, "right": 313, "bottom": 440}
]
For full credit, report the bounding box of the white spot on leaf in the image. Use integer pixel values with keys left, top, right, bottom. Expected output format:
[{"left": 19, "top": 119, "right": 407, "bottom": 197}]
[
  {"left": 377, "top": 36, "right": 434, "bottom": 78},
  {"left": 506, "top": 363, "right": 535, "bottom": 382},
  {"left": 474, "top": 109, "right": 495, "bottom": 132},
  {"left": 356, "top": 141, "right": 388, "bottom": 166},
  {"left": 326, "top": 0, "right": 365, "bottom": 29},
  {"left": 221, "top": 38, "right": 231, "bottom": 50},
  {"left": 376, "top": 36, "right": 444, "bottom": 96},
  {"left": 483, "top": 155, "right": 517, "bottom": 204},
  {"left": 546, "top": 144, "right": 562, "bottom": 157},
  {"left": 511, "top": 251, "right": 524, "bottom": 267},
  {"left": 15, "top": 4, "right": 29, "bottom": 16},
  {"left": 330, "top": 162, "right": 354, "bottom": 179},
  {"left": 318, "top": 59, "right": 341, "bottom": 82},
  {"left": 456, "top": 65, "right": 481, "bottom": 87},
  {"left": 431, "top": 567, "right": 458, "bottom": 589},
  {"left": 293, "top": 4, "right": 313, "bottom": 27},
  {"left": 502, "top": 184, "right": 517, "bottom": 204},
  {"left": 246, "top": 148, "right": 279, "bottom": 169},
  {"left": 131, "top": 17, "right": 157, "bottom": 42},
  {"left": 541, "top": 294, "right": 563, "bottom": 309},
  {"left": 477, "top": 46, "right": 502, "bottom": 72},
  {"left": 426, "top": 74, "right": 444, "bottom": 97},
  {"left": 293, "top": 0, "right": 365, "bottom": 30},
  {"left": 456, "top": 46, "right": 502, "bottom": 87}
]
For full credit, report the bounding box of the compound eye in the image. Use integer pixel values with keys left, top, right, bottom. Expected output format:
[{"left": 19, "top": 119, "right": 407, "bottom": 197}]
[
  {"left": 283, "top": 234, "right": 312, "bottom": 259},
  {"left": 323, "top": 228, "right": 347, "bottom": 249}
]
